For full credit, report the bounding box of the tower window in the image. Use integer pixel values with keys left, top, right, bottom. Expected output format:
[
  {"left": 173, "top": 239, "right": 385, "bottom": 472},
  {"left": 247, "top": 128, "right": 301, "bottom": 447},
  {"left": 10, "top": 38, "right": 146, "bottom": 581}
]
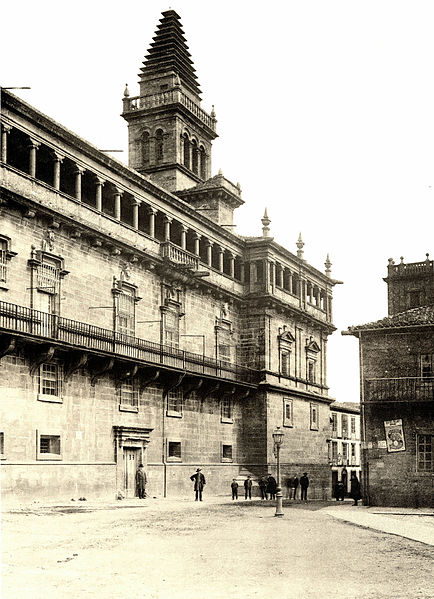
[
  {"left": 421, "top": 354, "right": 433, "bottom": 378},
  {"left": 142, "top": 132, "right": 150, "bottom": 165},
  {"left": 200, "top": 146, "right": 206, "bottom": 179},
  {"left": 183, "top": 134, "right": 190, "bottom": 168},
  {"left": 191, "top": 140, "right": 198, "bottom": 175},
  {"left": 156, "top": 129, "right": 164, "bottom": 162}
]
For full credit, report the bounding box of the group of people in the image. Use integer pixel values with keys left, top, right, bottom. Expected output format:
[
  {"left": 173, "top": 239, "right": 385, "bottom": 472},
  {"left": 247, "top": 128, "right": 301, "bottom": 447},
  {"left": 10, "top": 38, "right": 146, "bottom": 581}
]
[
  {"left": 285, "top": 473, "right": 309, "bottom": 500},
  {"left": 335, "top": 473, "right": 362, "bottom": 505},
  {"left": 230, "top": 475, "right": 253, "bottom": 500}
]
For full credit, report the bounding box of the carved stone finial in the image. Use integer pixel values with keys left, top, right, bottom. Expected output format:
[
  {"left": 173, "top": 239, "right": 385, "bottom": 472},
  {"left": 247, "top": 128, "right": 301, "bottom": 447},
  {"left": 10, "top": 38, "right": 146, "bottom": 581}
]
[
  {"left": 388, "top": 257, "right": 394, "bottom": 265},
  {"left": 296, "top": 233, "right": 304, "bottom": 259},
  {"left": 218, "top": 168, "right": 223, "bottom": 176},
  {"left": 425, "top": 252, "right": 430, "bottom": 263},
  {"left": 210, "top": 105, "right": 216, "bottom": 119},
  {"left": 261, "top": 208, "right": 271, "bottom": 238},
  {"left": 123, "top": 84, "right": 130, "bottom": 98},
  {"left": 400, "top": 256, "right": 404, "bottom": 264},
  {"left": 325, "top": 254, "right": 332, "bottom": 277},
  {"left": 174, "top": 74, "right": 181, "bottom": 88}
]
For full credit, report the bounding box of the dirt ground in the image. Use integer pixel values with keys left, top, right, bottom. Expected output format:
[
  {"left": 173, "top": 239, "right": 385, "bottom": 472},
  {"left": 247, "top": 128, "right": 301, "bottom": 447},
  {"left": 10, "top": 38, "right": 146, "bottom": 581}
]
[{"left": 1, "top": 498, "right": 433, "bottom": 599}]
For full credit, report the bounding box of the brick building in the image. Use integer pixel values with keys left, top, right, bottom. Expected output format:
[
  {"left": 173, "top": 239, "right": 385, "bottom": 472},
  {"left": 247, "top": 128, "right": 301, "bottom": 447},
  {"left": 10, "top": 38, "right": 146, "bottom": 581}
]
[
  {"left": 344, "top": 255, "right": 434, "bottom": 507},
  {"left": 328, "top": 402, "right": 361, "bottom": 497},
  {"left": 0, "top": 10, "right": 340, "bottom": 501}
]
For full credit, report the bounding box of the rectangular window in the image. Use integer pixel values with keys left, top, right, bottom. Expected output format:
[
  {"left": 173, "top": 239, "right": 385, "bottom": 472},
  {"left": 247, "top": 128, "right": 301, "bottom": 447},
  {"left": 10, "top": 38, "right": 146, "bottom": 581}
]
[
  {"left": 351, "top": 443, "right": 356, "bottom": 464},
  {"left": 281, "top": 350, "right": 290, "bottom": 376},
  {"left": 0, "top": 432, "right": 4, "bottom": 458},
  {"left": 219, "top": 344, "right": 231, "bottom": 364},
  {"left": 351, "top": 417, "right": 356, "bottom": 435},
  {"left": 222, "top": 444, "right": 233, "bottom": 462},
  {"left": 37, "top": 257, "right": 60, "bottom": 294},
  {"left": 283, "top": 398, "right": 293, "bottom": 427},
  {"left": 420, "top": 354, "right": 433, "bottom": 379},
  {"left": 332, "top": 441, "right": 338, "bottom": 462},
  {"left": 310, "top": 403, "right": 319, "bottom": 430},
  {"left": 164, "top": 310, "right": 179, "bottom": 348},
  {"left": 120, "top": 378, "right": 138, "bottom": 411},
  {"left": 342, "top": 415, "right": 348, "bottom": 438},
  {"left": 37, "top": 432, "right": 62, "bottom": 460},
  {"left": 167, "top": 388, "right": 183, "bottom": 417},
  {"left": 0, "top": 240, "right": 7, "bottom": 283},
  {"left": 331, "top": 413, "right": 338, "bottom": 435},
  {"left": 38, "top": 363, "right": 61, "bottom": 401},
  {"left": 221, "top": 396, "right": 233, "bottom": 422},
  {"left": 168, "top": 441, "right": 182, "bottom": 461},
  {"left": 342, "top": 442, "right": 348, "bottom": 464},
  {"left": 116, "top": 288, "right": 135, "bottom": 337},
  {"left": 417, "top": 434, "right": 433, "bottom": 472},
  {"left": 307, "top": 360, "right": 316, "bottom": 383}
]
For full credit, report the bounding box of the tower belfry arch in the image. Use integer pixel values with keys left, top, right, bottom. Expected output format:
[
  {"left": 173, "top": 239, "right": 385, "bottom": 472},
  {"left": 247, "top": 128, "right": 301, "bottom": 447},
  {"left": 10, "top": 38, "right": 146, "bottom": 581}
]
[{"left": 122, "top": 9, "right": 218, "bottom": 192}]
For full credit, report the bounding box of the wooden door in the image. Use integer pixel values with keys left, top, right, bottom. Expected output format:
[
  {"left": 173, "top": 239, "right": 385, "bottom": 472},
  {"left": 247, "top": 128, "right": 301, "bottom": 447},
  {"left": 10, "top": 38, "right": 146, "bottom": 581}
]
[{"left": 124, "top": 448, "right": 139, "bottom": 497}]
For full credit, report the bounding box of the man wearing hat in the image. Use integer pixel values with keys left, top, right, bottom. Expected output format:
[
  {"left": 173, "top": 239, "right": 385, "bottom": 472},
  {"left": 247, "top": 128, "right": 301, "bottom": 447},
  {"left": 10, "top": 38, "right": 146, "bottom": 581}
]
[
  {"left": 300, "top": 472, "right": 309, "bottom": 501},
  {"left": 190, "top": 468, "right": 206, "bottom": 501}
]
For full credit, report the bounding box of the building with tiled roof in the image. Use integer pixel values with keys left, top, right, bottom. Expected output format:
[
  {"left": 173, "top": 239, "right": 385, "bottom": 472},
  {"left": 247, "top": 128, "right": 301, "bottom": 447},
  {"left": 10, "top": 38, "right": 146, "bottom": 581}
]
[{"left": 343, "top": 256, "right": 434, "bottom": 507}]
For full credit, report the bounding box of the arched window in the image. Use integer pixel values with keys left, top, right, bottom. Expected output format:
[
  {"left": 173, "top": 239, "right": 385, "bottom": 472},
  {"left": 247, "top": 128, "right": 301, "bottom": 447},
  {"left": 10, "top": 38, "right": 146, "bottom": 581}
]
[
  {"left": 141, "top": 132, "right": 150, "bottom": 165},
  {"left": 155, "top": 129, "right": 164, "bottom": 162},
  {"left": 191, "top": 140, "right": 198, "bottom": 175},
  {"left": 200, "top": 146, "right": 207, "bottom": 179},
  {"left": 183, "top": 134, "right": 190, "bottom": 168}
]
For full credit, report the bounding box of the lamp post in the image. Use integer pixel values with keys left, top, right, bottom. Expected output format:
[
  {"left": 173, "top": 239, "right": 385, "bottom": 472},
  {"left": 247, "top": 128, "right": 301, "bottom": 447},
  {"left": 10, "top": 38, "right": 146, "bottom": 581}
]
[{"left": 272, "top": 426, "right": 285, "bottom": 517}]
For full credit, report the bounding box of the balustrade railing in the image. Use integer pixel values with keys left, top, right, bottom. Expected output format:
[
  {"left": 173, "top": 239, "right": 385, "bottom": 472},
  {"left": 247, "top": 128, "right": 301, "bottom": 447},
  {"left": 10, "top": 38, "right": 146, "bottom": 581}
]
[
  {"left": 366, "top": 377, "right": 434, "bottom": 402},
  {"left": 0, "top": 300, "right": 257, "bottom": 384},
  {"left": 160, "top": 241, "right": 200, "bottom": 269}
]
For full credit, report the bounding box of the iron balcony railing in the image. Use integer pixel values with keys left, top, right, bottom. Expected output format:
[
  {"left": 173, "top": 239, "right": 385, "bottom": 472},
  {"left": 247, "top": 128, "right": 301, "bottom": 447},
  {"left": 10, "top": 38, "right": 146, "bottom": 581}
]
[
  {"left": 0, "top": 300, "right": 258, "bottom": 385},
  {"left": 366, "top": 377, "right": 434, "bottom": 402}
]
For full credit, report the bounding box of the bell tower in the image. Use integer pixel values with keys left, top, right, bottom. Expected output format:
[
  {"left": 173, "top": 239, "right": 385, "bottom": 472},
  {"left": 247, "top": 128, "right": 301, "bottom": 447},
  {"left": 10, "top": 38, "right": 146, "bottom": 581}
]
[{"left": 122, "top": 10, "right": 218, "bottom": 193}]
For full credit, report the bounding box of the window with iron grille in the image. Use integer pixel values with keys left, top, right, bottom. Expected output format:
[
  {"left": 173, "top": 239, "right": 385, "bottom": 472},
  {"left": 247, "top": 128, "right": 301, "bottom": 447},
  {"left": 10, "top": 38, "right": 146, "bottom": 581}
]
[
  {"left": 0, "top": 241, "right": 7, "bottom": 283},
  {"left": 38, "top": 363, "right": 61, "bottom": 399},
  {"left": 221, "top": 396, "right": 232, "bottom": 421},
  {"left": 310, "top": 403, "right": 319, "bottom": 430},
  {"left": 351, "top": 417, "right": 356, "bottom": 435},
  {"left": 222, "top": 444, "right": 233, "bottom": 461},
  {"left": 168, "top": 441, "right": 181, "bottom": 460},
  {"left": 37, "top": 257, "right": 60, "bottom": 294},
  {"left": 120, "top": 378, "right": 138, "bottom": 408},
  {"left": 116, "top": 287, "right": 136, "bottom": 336},
  {"left": 417, "top": 434, "right": 433, "bottom": 472},
  {"left": 332, "top": 441, "right": 338, "bottom": 461},
  {"left": 351, "top": 443, "right": 356, "bottom": 461},
  {"left": 342, "top": 442, "right": 348, "bottom": 464},
  {"left": 0, "top": 432, "right": 4, "bottom": 457},
  {"left": 283, "top": 398, "right": 293, "bottom": 427},
  {"left": 167, "top": 387, "right": 183, "bottom": 416}
]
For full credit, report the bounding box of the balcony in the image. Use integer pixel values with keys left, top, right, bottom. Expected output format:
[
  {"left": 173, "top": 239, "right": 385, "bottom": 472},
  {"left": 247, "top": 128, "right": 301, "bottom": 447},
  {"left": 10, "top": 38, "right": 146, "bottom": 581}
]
[
  {"left": 366, "top": 377, "right": 434, "bottom": 403},
  {"left": 160, "top": 241, "right": 200, "bottom": 269},
  {"left": 0, "top": 300, "right": 258, "bottom": 385}
]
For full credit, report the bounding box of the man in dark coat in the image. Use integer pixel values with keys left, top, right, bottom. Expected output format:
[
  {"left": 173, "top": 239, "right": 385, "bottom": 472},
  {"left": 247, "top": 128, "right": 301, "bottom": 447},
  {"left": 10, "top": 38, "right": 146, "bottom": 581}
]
[
  {"left": 266, "top": 473, "right": 277, "bottom": 500},
  {"left": 135, "top": 463, "right": 147, "bottom": 499},
  {"left": 335, "top": 480, "right": 345, "bottom": 501},
  {"left": 244, "top": 475, "right": 253, "bottom": 500},
  {"left": 300, "top": 472, "right": 309, "bottom": 501},
  {"left": 350, "top": 473, "right": 362, "bottom": 506},
  {"left": 258, "top": 476, "right": 267, "bottom": 500},
  {"left": 292, "top": 475, "right": 299, "bottom": 500},
  {"left": 190, "top": 468, "right": 206, "bottom": 501},
  {"left": 231, "top": 479, "right": 239, "bottom": 500}
]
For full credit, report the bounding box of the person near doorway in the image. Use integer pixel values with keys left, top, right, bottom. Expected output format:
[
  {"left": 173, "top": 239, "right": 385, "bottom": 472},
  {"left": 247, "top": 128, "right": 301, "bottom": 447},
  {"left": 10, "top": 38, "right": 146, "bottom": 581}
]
[
  {"left": 244, "top": 475, "right": 252, "bottom": 500},
  {"left": 292, "top": 475, "right": 299, "bottom": 500},
  {"left": 190, "top": 468, "right": 206, "bottom": 501},
  {"left": 300, "top": 472, "right": 309, "bottom": 501},
  {"left": 285, "top": 476, "right": 292, "bottom": 499},
  {"left": 266, "top": 473, "right": 277, "bottom": 500},
  {"left": 350, "top": 473, "right": 362, "bottom": 506},
  {"left": 231, "top": 479, "right": 239, "bottom": 500},
  {"left": 335, "top": 480, "right": 345, "bottom": 501},
  {"left": 135, "top": 463, "right": 147, "bottom": 499},
  {"left": 258, "top": 476, "right": 268, "bottom": 500}
]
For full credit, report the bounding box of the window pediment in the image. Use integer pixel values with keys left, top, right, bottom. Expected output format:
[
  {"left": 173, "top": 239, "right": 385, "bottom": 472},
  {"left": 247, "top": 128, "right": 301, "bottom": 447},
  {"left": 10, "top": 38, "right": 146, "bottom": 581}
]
[
  {"left": 279, "top": 330, "right": 295, "bottom": 345},
  {"left": 305, "top": 338, "right": 321, "bottom": 354}
]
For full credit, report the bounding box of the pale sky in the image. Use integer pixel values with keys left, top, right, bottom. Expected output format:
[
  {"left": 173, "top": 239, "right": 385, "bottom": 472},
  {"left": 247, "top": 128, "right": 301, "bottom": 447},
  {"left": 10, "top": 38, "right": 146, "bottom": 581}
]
[{"left": 2, "top": 0, "right": 433, "bottom": 403}]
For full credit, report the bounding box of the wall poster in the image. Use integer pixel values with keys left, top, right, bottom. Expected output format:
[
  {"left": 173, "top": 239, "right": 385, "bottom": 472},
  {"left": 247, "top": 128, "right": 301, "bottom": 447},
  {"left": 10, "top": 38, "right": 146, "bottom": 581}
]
[{"left": 384, "top": 419, "right": 406, "bottom": 452}]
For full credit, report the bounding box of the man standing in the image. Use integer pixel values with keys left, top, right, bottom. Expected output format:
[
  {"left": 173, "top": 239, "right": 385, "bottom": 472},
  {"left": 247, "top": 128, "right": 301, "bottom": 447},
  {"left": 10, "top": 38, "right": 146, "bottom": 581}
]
[
  {"left": 231, "top": 479, "right": 239, "bottom": 500},
  {"left": 258, "top": 476, "right": 267, "bottom": 500},
  {"left": 292, "top": 475, "right": 299, "bottom": 500},
  {"left": 300, "top": 472, "right": 309, "bottom": 501},
  {"left": 244, "top": 475, "right": 252, "bottom": 500},
  {"left": 135, "top": 463, "right": 147, "bottom": 499},
  {"left": 267, "top": 473, "right": 277, "bottom": 500},
  {"left": 190, "top": 468, "right": 206, "bottom": 501}
]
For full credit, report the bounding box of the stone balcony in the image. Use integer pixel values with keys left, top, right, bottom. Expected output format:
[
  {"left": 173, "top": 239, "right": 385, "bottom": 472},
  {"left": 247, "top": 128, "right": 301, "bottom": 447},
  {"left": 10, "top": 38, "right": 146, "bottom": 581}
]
[
  {"left": 160, "top": 241, "right": 200, "bottom": 270},
  {"left": 366, "top": 377, "right": 434, "bottom": 403}
]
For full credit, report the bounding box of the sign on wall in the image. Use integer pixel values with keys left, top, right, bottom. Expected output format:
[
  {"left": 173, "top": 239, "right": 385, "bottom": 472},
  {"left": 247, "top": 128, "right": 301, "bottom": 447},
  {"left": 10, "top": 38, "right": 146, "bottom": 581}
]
[{"left": 384, "top": 419, "right": 406, "bottom": 453}]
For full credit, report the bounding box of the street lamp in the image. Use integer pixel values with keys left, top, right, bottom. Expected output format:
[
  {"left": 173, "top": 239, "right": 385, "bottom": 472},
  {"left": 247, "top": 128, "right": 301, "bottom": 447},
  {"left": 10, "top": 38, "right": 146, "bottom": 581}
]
[{"left": 272, "top": 426, "right": 285, "bottom": 517}]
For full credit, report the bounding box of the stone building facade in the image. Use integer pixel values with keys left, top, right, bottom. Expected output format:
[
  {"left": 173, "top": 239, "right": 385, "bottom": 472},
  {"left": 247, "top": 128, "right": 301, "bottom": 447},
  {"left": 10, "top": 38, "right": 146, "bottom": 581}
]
[
  {"left": 328, "top": 402, "right": 361, "bottom": 497},
  {"left": 0, "top": 10, "right": 340, "bottom": 501},
  {"left": 344, "top": 255, "right": 434, "bottom": 507}
]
